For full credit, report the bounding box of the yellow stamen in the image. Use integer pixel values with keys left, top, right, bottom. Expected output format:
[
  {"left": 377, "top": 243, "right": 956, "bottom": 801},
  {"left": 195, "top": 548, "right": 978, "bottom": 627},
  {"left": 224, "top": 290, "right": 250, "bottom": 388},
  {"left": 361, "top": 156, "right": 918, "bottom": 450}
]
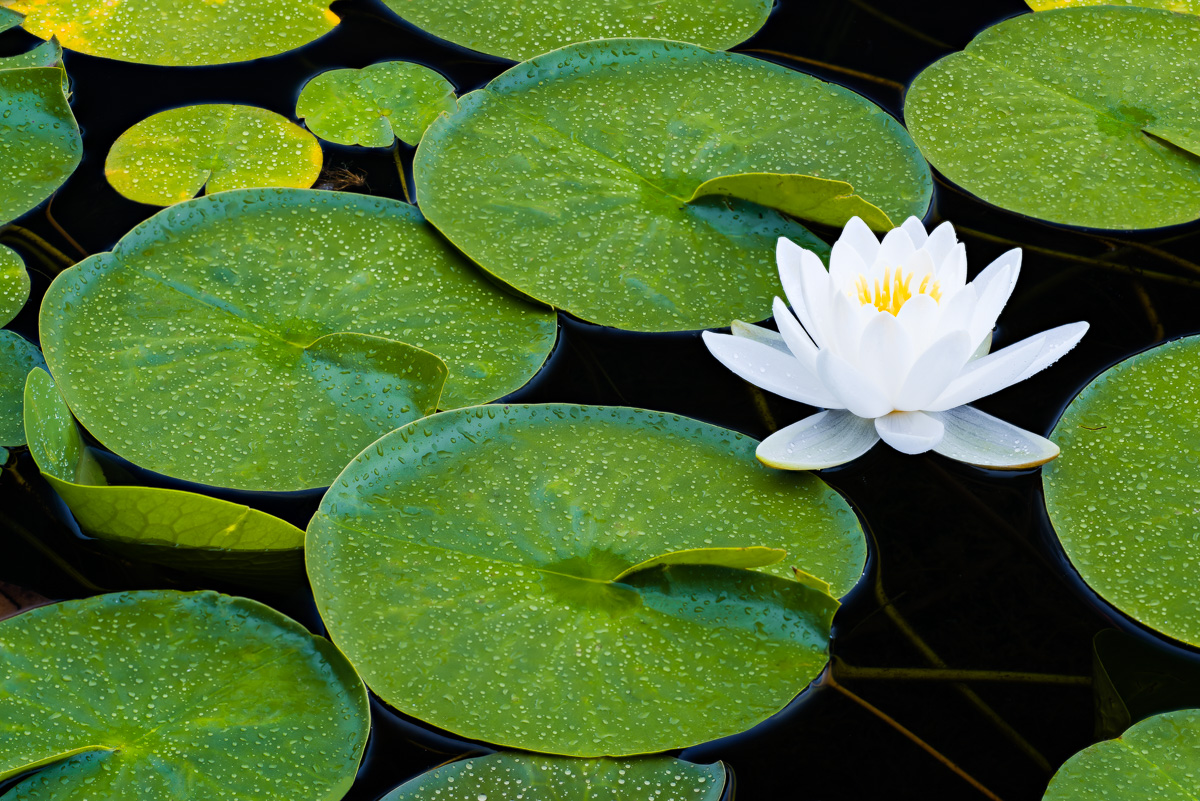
[{"left": 853, "top": 268, "right": 941, "bottom": 315}]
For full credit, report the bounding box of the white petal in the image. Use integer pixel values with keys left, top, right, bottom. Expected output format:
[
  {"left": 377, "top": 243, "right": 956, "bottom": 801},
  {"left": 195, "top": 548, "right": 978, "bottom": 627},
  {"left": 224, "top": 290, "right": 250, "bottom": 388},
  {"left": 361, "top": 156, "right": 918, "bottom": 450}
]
[
  {"left": 756, "top": 410, "right": 880, "bottom": 470},
  {"left": 703, "top": 331, "right": 841, "bottom": 408},
  {"left": 731, "top": 319, "right": 790, "bottom": 355},
  {"left": 816, "top": 349, "right": 892, "bottom": 419},
  {"left": 924, "top": 220, "right": 958, "bottom": 266},
  {"left": 875, "top": 410, "right": 945, "bottom": 455},
  {"left": 900, "top": 216, "right": 928, "bottom": 249},
  {"left": 1013, "top": 321, "right": 1089, "bottom": 383},
  {"left": 894, "top": 293, "right": 940, "bottom": 351},
  {"left": 933, "top": 285, "right": 977, "bottom": 341},
  {"left": 893, "top": 330, "right": 973, "bottom": 411},
  {"left": 857, "top": 312, "right": 912, "bottom": 399},
  {"left": 906, "top": 248, "right": 936, "bottom": 284},
  {"left": 925, "top": 332, "right": 1046, "bottom": 412},
  {"left": 838, "top": 216, "right": 880, "bottom": 265},
  {"left": 967, "top": 263, "right": 1017, "bottom": 350},
  {"left": 970, "top": 329, "right": 993, "bottom": 361},
  {"left": 931, "top": 406, "right": 1059, "bottom": 469},
  {"left": 829, "top": 234, "right": 871, "bottom": 291},
  {"left": 935, "top": 243, "right": 967, "bottom": 292},
  {"left": 875, "top": 226, "right": 916, "bottom": 269},
  {"left": 777, "top": 237, "right": 809, "bottom": 315},
  {"left": 795, "top": 246, "right": 836, "bottom": 350},
  {"left": 772, "top": 297, "right": 818, "bottom": 373},
  {"left": 828, "top": 290, "right": 871, "bottom": 362}
]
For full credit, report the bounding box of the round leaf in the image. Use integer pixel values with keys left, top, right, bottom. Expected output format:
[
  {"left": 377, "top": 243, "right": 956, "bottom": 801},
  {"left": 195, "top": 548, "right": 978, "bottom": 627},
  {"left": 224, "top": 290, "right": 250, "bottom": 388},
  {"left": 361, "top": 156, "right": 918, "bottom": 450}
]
[
  {"left": 416, "top": 39, "right": 932, "bottom": 331},
  {"left": 0, "top": 244, "right": 29, "bottom": 327},
  {"left": 905, "top": 7, "right": 1200, "bottom": 230},
  {"left": 1044, "top": 336, "right": 1200, "bottom": 646},
  {"left": 297, "top": 62, "right": 458, "bottom": 147},
  {"left": 0, "top": 590, "right": 368, "bottom": 800},
  {"left": 7, "top": 0, "right": 339, "bottom": 66},
  {"left": 0, "top": 330, "right": 44, "bottom": 446},
  {"left": 1043, "top": 709, "right": 1200, "bottom": 799},
  {"left": 381, "top": 754, "right": 726, "bottom": 801},
  {"left": 105, "top": 104, "right": 323, "bottom": 206},
  {"left": 23, "top": 368, "right": 305, "bottom": 584},
  {"left": 41, "top": 188, "right": 555, "bottom": 492},
  {"left": 0, "top": 66, "right": 80, "bottom": 225},
  {"left": 379, "top": 0, "right": 771, "bottom": 61},
  {"left": 308, "top": 404, "right": 864, "bottom": 756}
]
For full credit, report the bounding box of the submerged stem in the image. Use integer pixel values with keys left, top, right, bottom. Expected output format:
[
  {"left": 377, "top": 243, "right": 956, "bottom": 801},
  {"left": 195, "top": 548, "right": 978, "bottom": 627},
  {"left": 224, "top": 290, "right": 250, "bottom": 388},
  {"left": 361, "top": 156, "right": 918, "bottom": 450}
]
[
  {"left": 0, "top": 225, "right": 76, "bottom": 274},
  {"left": 834, "top": 658, "right": 1091, "bottom": 686},
  {"left": 45, "top": 195, "right": 89, "bottom": 258},
  {"left": 393, "top": 143, "right": 413, "bottom": 204},
  {"left": 1131, "top": 282, "right": 1165, "bottom": 342},
  {"left": 735, "top": 50, "right": 905, "bottom": 92},
  {"left": 845, "top": 0, "right": 954, "bottom": 49}
]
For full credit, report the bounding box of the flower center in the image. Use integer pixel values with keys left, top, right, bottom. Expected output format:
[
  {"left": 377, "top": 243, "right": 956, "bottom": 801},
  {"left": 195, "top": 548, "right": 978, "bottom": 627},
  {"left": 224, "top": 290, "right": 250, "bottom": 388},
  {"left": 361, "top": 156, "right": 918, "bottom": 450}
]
[{"left": 854, "top": 268, "right": 941, "bottom": 315}]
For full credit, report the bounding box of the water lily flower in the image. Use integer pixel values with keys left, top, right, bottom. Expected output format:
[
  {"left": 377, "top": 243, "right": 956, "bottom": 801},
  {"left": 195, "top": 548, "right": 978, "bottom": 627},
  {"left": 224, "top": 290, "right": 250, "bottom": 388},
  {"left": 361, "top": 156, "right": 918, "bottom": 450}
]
[{"left": 703, "top": 217, "right": 1088, "bottom": 470}]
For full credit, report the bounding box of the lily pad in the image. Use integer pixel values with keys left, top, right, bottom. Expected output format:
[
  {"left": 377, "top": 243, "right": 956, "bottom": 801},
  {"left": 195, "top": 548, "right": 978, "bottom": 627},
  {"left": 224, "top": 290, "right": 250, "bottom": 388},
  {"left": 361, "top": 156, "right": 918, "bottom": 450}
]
[
  {"left": 40, "top": 188, "right": 555, "bottom": 492},
  {"left": 0, "top": 11, "right": 62, "bottom": 70},
  {"left": 0, "top": 66, "right": 81, "bottom": 225},
  {"left": 308, "top": 404, "right": 864, "bottom": 756},
  {"left": 381, "top": 753, "right": 727, "bottom": 801},
  {"left": 687, "top": 173, "right": 894, "bottom": 232},
  {"left": 23, "top": 368, "right": 305, "bottom": 583},
  {"left": 7, "top": 0, "right": 339, "bottom": 67},
  {"left": 0, "top": 590, "right": 369, "bottom": 800},
  {"left": 297, "top": 62, "right": 458, "bottom": 147},
  {"left": 380, "top": 0, "right": 771, "bottom": 61},
  {"left": 1043, "top": 709, "right": 1200, "bottom": 799},
  {"left": 1044, "top": 336, "right": 1200, "bottom": 646},
  {"left": 1028, "top": 0, "right": 1198, "bottom": 12},
  {"left": 416, "top": 39, "right": 931, "bottom": 331},
  {"left": 0, "top": 331, "right": 44, "bottom": 447},
  {"left": 0, "top": 244, "right": 29, "bottom": 327},
  {"left": 105, "top": 104, "right": 323, "bottom": 206},
  {"left": 905, "top": 7, "right": 1200, "bottom": 230}
]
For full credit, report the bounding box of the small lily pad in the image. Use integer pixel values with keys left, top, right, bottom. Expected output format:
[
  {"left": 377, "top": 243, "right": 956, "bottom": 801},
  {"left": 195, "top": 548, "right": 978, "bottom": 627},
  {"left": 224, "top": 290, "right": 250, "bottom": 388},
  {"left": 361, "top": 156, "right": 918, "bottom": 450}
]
[
  {"left": 380, "top": 0, "right": 771, "bottom": 61},
  {"left": 1043, "top": 709, "right": 1200, "bottom": 799},
  {"left": 416, "top": 39, "right": 931, "bottom": 331},
  {"left": 1044, "top": 336, "right": 1200, "bottom": 646},
  {"left": 297, "top": 62, "right": 458, "bottom": 147},
  {"left": 0, "top": 331, "right": 44, "bottom": 447},
  {"left": 0, "top": 590, "right": 369, "bottom": 800},
  {"left": 308, "top": 404, "right": 864, "bottom": 756},
  {"left": 0, "top": 66, "right": 80, "bottom": 225},
  {"left": 23, "top": 368, "right": 305, "bottom": 583},
  {"left": 905, "top": 7, "right": 1200, "bottom": 230},
  {"left": 105, "top": 104, "right": 324, "bottom": 206},
  {"left": 0, "top": 244, "right": 29, "bottom": 327},
  {"left": 381, "top": 753, "right": 727, "bottom": 801},
  {"left": 41, "top": 188, "right": 555, "bottom": 492},
  {"left": 687, "top": 173, "right": 894, "bottom": 231},
  {"left": 7, "top": 0, "right": 339, "bottom": 66}
]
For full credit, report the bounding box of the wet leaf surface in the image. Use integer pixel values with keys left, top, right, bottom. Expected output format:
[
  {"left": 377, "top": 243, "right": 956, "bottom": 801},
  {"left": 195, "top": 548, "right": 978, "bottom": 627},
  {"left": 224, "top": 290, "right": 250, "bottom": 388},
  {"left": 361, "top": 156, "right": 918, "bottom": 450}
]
[
  {"left": 0, "top": 244, "right": 29, "bottom": 327},
  {"left": 0, "top": 330, "right": 44, "bottom": 447},
  {"left": 1028, "top": 0, "right": 1198, "bottom": 12},
  {"left": 308, "top": 404, "right": 862, "bottom": 755},
  {"left": 687, "top": 172, "right": 894, "bottom": 231},
  {"left": 0, "top": 66, "right": 80, "bottom": 225}
]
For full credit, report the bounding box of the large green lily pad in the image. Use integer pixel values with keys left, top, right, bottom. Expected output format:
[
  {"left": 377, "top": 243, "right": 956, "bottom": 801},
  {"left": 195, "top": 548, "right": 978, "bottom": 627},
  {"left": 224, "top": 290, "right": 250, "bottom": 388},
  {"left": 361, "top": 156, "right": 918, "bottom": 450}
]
[
  {"left": 0, "top": 331, "right": 44, "bottom": 446},
  {"left": 23, "top": 368, "right": 305, "bottom": 583},
  {"left": 1044, "top": 336, "right": 1200, "bottom": 646},
  {"left": 105, "top": 104, "right": 323, "bottom": 206},
  {"left": 308, "top": 404, "right": 864, "bottom": 756},
  {"left": 297, "top": 62, "right": 458, "bottom": 147},
  {"left": 380, "top": 0, "right": 770, "bottom": 61},
  {"left": 905, "top": 7, "right": 1200, "bottom": 230},
  {"left": 41, "top": 188, "right": 556, "bottom": 492},
  {"left": 0, "top": 66, "right": 80, "bottom": 225},
  {"left": 1028, "top": 0, "right": 1198, "bottom": 11},
  {"left": 0, "top": 590, "right": 368, "bottom": 800},
  {"left": 7, "top": 0, "right": 339, "bottom": 67},
  {"left": 1043, "top": 709, "right": 1200, "bottom": 799},
  {"left": 382, "top": 754, "right": 727, "bottom": 801},
  {"left": 0, "top": 244, "right": 29, "bottom": 327},
  {"left": 415, "top": 38, "right": 932, "bottom": 332}
]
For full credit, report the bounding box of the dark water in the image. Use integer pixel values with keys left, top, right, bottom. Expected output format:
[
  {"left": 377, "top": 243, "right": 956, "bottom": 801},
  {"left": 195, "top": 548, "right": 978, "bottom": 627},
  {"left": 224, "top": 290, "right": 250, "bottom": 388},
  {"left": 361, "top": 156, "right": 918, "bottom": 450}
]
[{"left": 3, "top": 1, "right": 1200, "bottom": 799}]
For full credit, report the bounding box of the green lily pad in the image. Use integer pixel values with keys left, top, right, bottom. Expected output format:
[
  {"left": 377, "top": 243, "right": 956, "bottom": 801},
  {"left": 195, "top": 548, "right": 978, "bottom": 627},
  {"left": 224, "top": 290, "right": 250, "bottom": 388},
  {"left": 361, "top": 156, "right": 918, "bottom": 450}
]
[
  {"left": 1043, "top": 709, "right": 1200, "bottom": 799},
  {"left": 416, "top": 39, "right": 931, "bottom": 331},
  {"left": 0, "top": 11, "right": 62, "bottom": 71},
  {"left": 381, "top": 753, "right": 727, "bottom": 801},
  {"left": 105, "top": 104, "right": 324, "bottom": 206},
  {"left": 380, "top": 0, "right": 770, "bottom": 61},
  {"left": 905, "top": 7, "right": 1200, "bottom": 230},
  {"left": 0, "top": 331, "right": 44, "bottom": 447},
  {"left": 0, "top": 590, "right": 369, "bottom": 800},
  {"left": 0, "top": 244, "right": 29, "bottom": 327},
  {"left": 297, "top": 62, "right": 458, "bottom": 147},
  {"left": 41, "top": 188, "right": 555, "bottom": 492},
  {"left": 23, "top": 368, "right": 305, "bottom": 583},
  {"left": 0, "top": 66, "right": 80, "bottom": 225},
  {"left": 687, "top": 172, "right": 895, "bottom": 232},
  {"left": 308, "top": 404, "right": 864, "bottom": 756},
  {"left": 1044, "top": 336, "right": 1200, "bottom": 646},
  {"left": 7, "top": 0, "right": 339, "bottom": 67},
  {"left": 1028, "top": 0, "right": 1198, "bottom": 12}
]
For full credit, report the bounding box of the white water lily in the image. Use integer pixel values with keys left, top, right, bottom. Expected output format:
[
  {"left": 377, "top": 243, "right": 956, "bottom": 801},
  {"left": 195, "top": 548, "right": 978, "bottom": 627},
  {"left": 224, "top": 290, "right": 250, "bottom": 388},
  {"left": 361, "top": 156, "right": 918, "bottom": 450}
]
[{"left": 703, "top": 217, "right": 1089, "bottom": 470}]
